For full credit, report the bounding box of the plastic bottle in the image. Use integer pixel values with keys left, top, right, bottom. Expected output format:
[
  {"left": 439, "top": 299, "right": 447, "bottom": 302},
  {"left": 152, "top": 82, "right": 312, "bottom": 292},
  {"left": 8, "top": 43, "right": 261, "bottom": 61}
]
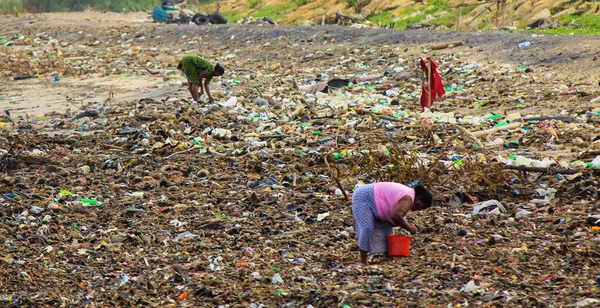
[
  {"left": 271, "top": 273, "right": 284, "bottom": 284},
  {"left": 462, "top": 63, "right": 479, "bottom": 70},
  {"left": 221, "top": 96, "right": 237, "bottom": 107},
  {"left": 517, "top": 41, "right": 531, "bottom": 49},
  {"left": 591, "top": 156, "right": 600, "bottom": 169}
]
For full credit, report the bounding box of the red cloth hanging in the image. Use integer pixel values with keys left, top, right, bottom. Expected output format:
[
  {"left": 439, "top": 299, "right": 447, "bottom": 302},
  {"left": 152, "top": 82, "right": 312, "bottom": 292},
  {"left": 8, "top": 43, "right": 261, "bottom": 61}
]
[{"left": 419, "top": 57, "right": 445, "bottom": 112}]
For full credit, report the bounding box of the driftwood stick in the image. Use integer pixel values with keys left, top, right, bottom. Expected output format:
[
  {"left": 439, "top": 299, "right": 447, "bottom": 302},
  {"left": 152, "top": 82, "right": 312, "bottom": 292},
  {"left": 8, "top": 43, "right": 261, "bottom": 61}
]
[
  {"left": 504, "top": 165, "right": 581, "bottom": 175},
  {"left": 471, "top": 122, "right": 524, "bottom": 137},
  {"left": 166, "top": 146, "right": 198, "bottom": 158},
  {"left": 430, "top": 40, "right": 464, "bottom": 50},
  {"left": 452, "top": 124, "right": 484, "bottom": 148},
  {"left": 324, "top": 152, "right": 349, "bottom": 201}
]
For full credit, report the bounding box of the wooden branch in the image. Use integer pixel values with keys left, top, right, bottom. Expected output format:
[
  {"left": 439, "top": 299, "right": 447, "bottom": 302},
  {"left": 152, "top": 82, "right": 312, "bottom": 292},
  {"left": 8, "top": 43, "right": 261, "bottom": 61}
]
[
  {"left": 448, "top": 0, "right": 496, "bottom": 8},
  {"left": 166, "top": 146, "right": 198, "bottom": 158},
  {"left": 467, "top": 2, "right": 495, "bottom": 25},
  {"left": 504, "top": 165, "right": 581, "bottom": 175},
  {"left": 324, "top": 152, "right": 349, "bottom": 201},
  {"left": 471, "top": 122, "right": 523, "bottom": 137},
  {"left": 452, "top": 124, "right": 484, "bottom": 148},
  {"left": 430, "top": 40, "right": 464, "bottom": 50}
]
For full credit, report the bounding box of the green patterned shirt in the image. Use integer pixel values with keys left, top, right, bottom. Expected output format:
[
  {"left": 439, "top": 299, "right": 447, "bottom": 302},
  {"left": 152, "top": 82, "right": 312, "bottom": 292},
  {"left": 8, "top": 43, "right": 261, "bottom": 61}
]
[{"left": 179, "top": 55, "right": 214, "bottom": 86}]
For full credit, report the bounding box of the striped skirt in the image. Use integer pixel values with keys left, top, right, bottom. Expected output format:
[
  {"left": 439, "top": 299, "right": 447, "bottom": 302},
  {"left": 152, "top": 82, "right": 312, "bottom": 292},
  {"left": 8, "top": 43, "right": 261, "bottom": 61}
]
[{"left": 352, "top": 184, "right": 395, "bottom": 254}]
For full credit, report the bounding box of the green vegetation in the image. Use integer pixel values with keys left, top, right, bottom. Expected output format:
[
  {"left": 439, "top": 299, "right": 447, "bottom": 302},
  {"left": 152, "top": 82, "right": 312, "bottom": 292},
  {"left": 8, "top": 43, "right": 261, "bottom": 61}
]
[
  {"left": 251, "top": 2, "right": 295, "bottom": 17},
  {"left": 4, "top": 0, "right": 600, "bottom": 37},
  {"left": 367, "top": 4, "right": 461, "bottom": 29},
  {"left": 429, "top": 10, "right": 457, "bottom": 28},
  {"left": 293, "top": 0, "right": 312, "bottom": 6},
  {"left": 248, "top": 0, "right": 261, "bottom": 9},
  {"left": 0, "top": 0, "right": 23, "bottom": 14},
  {"left": 345, "top": 0, "right": 371, "bottom": 14},
  {"left": 222, "top": 9, "right": 244, "bottom": 23},
  {"left": 425, "top": 0, "right": 448, "bottom": 14},
  {"left": 520, "top": 15, "right": 600, "bottom": 36}
]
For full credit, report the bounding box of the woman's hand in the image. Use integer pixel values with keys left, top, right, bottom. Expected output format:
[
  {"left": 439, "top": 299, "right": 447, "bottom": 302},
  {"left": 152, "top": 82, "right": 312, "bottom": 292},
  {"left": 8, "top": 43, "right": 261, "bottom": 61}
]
[{"left": 409, "top": 224, "right": 418, "bottom": 235}]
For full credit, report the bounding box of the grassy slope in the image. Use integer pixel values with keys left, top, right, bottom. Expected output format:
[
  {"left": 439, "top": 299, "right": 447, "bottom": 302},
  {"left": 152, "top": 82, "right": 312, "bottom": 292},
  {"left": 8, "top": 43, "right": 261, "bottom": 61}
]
[
  {"left": 3, "top": 0, "right": 600, "bottom": 35},
  {"left": 201, "top": 0, "right": 600, "bottom": 35}
]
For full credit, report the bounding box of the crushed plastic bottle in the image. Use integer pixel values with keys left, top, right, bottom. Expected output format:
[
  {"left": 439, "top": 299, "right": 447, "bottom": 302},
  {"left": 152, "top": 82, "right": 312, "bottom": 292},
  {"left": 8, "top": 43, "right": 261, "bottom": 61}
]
[
  {"left": 174, "top": 231, "right": 199, "bottom": 241},
  {"left": 517, "top": 41, "right": 532, "bottom": 49},
  {"left": 221, "top": 96, "right": 237, "bottom": 108},
  {"left": 573, "top": 298, "right": 600, "bottom": 307},
  {"left": 591, "top": 156, "right": 600, "bottom": 169},
  {"left": 271, "top": 273, "right": 284, "bottom": 284},
  {"left": 30, "top": 206, "right": 44, "bottom": 215},
  {"left": 515, "top": 209, "right": 533, "bottom": 218},
  {"left": 463, "top": 280, "right": 479, "bottom": 293},
  {"left": 119, "top": 275, "right": 130, "bottom": 287}
]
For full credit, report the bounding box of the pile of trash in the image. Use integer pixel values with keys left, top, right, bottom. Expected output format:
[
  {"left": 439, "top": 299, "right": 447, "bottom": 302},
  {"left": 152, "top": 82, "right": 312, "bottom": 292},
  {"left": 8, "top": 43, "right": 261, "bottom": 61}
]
[
  {"left": 237, "top": 16, "right": 277, "bottom": 25},
  {"left": 2, "top": 14, "right": 600, "bottom": 307}
]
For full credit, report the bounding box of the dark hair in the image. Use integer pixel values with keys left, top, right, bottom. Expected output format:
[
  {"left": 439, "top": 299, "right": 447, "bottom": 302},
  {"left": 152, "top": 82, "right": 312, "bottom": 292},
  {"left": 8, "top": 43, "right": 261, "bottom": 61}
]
[
  {"left": 214, "top": 64, "right": 225, "bottom": 76},
  {"left": 414, "top": 184, "right": 433, "bottom": 208}
]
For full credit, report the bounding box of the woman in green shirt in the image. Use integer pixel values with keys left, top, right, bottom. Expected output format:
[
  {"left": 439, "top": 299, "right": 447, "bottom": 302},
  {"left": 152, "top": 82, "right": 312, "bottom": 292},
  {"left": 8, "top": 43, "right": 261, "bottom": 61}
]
[{"left": 177, "top": 55, "right": 225, "bottom": 103}]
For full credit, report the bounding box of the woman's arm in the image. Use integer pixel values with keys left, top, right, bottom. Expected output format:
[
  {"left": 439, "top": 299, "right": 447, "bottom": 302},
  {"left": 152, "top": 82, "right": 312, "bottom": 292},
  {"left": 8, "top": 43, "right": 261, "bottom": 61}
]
[
  {"left": 390, "top": 196, "right": 417, "bottom": 234},
  {"left": 204, "top": 76, "right": 214, "bottom": 102}
]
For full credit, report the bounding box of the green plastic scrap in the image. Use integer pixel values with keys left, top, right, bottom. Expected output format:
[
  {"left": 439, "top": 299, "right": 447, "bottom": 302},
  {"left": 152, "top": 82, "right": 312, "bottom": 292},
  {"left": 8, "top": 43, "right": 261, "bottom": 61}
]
[
  {"left": 299, "top": 122, "right": 312, "bottom": 128},
  {"left": 494, "top": 121, "right": 508, "bottom": 128},
  {"left": 59, "top": 189, "right": 74, "bottom": 196},
  {"left": 486, "top": 114, "right": 503, "bottom": 120}
]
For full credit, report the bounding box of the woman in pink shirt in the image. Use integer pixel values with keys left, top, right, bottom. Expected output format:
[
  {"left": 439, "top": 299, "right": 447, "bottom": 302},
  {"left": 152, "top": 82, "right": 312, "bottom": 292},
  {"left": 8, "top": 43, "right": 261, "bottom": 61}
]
[{"left": 352, "top": 182, "right": 433, "bottom": 265}]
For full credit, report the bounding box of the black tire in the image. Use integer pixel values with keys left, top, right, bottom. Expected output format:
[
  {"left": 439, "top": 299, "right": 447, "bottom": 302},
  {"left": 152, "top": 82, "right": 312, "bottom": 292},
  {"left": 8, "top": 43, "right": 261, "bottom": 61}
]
[
  {"left": 192, "top": 13, "right": 208, "bottom": 25},
  {"left": 208, "top": 12, "right": 227, "bottom": 24}
]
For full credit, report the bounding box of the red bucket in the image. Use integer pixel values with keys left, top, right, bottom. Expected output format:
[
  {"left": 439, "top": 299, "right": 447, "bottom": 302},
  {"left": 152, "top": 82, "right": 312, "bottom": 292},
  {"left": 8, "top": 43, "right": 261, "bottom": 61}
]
[{"left": 388, "top": 234, "right": 411, "bottom": 257}]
